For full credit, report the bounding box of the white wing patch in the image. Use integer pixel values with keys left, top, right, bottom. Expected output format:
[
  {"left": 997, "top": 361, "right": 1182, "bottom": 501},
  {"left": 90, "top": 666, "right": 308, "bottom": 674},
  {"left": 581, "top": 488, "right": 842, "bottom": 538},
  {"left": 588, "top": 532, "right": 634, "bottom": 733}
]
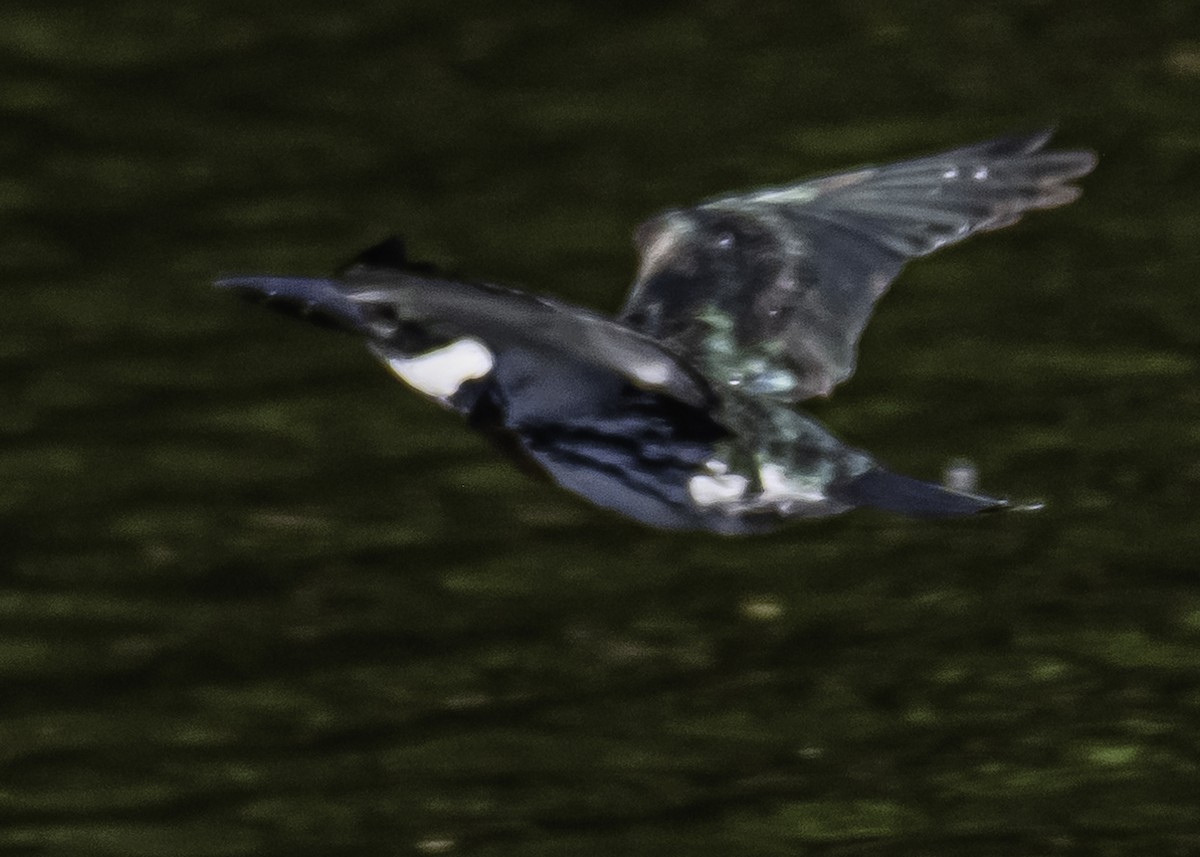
[
  {"left": 688, "top": 459, "right": 827, "bottom": 510},
  {"left": 380, "top": 337, "right": 494, "bottom": 399},
  {"left": 689, "top": 471, "right": 751, "bottom": 506}
]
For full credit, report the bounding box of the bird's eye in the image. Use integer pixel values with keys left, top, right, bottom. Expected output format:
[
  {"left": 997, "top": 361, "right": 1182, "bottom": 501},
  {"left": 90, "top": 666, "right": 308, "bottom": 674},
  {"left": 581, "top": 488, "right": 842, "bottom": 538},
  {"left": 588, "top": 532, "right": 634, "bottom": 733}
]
[{"left": 714, "top": 231, "right": 736, "bottom": 250}]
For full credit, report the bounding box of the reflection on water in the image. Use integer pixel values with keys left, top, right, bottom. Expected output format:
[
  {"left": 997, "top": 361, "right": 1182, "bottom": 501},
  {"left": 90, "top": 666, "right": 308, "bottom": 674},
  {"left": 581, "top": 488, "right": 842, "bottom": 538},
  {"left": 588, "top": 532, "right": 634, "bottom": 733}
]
[{"left": 3, "top": 2, "right": 1200, "bottom": 854}]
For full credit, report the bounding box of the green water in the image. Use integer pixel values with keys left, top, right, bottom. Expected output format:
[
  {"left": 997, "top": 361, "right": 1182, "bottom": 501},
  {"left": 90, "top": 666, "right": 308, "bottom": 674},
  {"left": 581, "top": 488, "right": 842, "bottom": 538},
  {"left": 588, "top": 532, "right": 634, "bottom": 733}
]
[{"left": 3, "top": 2, "right": 1200, "bottom": 854}]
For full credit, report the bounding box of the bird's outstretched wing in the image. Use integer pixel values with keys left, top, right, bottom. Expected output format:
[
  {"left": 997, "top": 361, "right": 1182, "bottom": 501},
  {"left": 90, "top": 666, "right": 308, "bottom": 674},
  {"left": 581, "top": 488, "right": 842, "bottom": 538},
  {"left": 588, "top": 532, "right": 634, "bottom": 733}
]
[{"left": 618, "top": 130, "right": 1097, "bottom": 401}]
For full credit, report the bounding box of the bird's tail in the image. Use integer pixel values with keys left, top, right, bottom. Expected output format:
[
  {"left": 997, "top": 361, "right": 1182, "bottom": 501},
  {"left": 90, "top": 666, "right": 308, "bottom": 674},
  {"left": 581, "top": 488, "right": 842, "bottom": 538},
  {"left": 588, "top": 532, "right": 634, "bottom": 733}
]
[
  {"left": 832, "top": 467, "right": 1009, "bottom": 518},
  {"left": 214, "top": 276, "right": 369, "bottom": 334}
]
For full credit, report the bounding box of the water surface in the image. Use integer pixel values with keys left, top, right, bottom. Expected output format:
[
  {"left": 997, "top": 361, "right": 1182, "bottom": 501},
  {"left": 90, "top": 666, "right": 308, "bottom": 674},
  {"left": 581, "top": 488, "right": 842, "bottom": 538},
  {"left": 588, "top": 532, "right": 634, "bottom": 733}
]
[{"left": 3, "top": 2, "right": 1200, "bottom": 854}]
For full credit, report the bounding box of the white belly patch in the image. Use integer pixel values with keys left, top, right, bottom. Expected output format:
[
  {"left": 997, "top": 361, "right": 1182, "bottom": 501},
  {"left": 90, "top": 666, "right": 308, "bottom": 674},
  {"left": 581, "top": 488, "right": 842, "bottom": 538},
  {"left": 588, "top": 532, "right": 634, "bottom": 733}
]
[{"left": 379, "top": 337, "right": 495, "bottom": 399}]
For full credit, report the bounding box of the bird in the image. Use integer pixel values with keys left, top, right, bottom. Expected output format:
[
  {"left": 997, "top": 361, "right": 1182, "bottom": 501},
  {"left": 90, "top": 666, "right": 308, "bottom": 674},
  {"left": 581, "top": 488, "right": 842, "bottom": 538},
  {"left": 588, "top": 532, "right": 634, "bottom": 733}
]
[{"left": 216, "top": 130, "right": 1096, "bottom": 534}]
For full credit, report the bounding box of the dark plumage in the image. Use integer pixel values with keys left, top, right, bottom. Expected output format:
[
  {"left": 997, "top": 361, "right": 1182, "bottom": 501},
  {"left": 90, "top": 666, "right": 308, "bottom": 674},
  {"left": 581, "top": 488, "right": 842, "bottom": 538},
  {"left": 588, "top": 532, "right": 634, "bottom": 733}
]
[{"left": 217, "top": 130, "right": 1096, "bottom": 533}]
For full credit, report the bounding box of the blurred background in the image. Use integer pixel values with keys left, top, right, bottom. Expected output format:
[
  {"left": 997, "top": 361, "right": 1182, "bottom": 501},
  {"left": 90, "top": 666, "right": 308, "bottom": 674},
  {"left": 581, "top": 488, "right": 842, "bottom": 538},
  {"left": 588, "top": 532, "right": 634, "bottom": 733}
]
[{"left": 2, "top": 1, "right": 1199, "bottom": 854}]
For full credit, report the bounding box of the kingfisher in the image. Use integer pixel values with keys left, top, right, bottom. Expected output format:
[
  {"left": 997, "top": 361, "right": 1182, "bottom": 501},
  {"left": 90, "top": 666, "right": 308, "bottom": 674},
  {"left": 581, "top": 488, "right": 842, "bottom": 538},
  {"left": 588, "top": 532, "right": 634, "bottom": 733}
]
[{"left": 217, "top": 130, "right": 1095, "bottom": 534}]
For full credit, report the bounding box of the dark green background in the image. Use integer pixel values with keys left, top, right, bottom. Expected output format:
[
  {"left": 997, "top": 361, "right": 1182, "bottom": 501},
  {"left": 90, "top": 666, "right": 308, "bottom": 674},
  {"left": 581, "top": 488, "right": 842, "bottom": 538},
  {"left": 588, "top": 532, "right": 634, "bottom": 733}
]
[{"left": 3, "top": 1, "right": 1199, "bottom": 854}]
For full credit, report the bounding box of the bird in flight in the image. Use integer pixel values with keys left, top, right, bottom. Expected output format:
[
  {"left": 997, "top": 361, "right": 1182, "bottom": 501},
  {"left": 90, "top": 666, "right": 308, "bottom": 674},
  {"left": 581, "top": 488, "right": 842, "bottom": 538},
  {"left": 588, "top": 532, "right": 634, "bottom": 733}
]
[{"left": 217, "top": 130, "right": 1095, "bottom": 533}]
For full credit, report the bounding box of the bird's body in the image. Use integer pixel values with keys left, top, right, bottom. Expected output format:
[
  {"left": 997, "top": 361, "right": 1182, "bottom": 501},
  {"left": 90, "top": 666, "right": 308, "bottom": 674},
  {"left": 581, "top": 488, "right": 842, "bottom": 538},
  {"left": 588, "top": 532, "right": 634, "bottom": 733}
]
[{"left": 218, "top": 131, "right": 1095, "bottom": 533}]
